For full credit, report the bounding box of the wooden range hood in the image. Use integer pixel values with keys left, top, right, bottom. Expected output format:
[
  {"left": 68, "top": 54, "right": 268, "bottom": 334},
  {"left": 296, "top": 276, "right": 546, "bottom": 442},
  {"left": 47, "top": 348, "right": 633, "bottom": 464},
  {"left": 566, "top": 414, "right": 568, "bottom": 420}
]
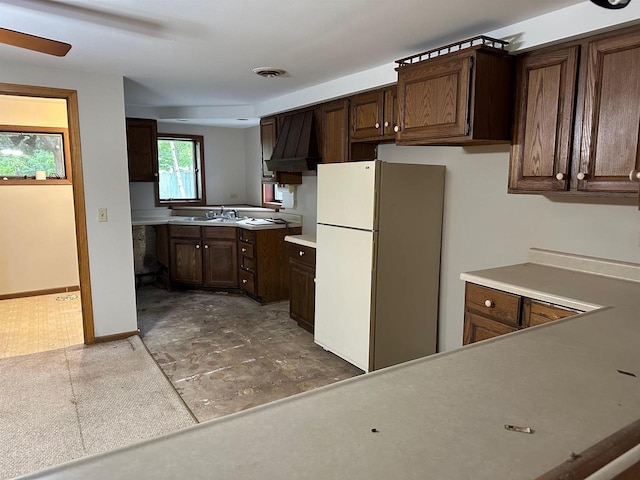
[{"left": 266, "top": 110, "right": 321, "bottom": 174}]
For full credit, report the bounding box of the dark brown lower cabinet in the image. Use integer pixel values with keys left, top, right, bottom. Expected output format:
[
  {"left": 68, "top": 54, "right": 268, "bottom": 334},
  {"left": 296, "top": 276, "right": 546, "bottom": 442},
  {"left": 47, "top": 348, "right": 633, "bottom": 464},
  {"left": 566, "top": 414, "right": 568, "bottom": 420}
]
[
  {"left": 287, "top": 243, "right": 316, "bottom": 332},
  {"left": 463, "top": 282, "right": 582, "bottom": 345},
  {"left": 169, "top": 225, "right": 237, "bottom": 289},
  {"left": 238, "top": 227, "right": 302, "bottom": 304},
  {"left": 203, "top": 227, "right": 238, "bottom": 288}
]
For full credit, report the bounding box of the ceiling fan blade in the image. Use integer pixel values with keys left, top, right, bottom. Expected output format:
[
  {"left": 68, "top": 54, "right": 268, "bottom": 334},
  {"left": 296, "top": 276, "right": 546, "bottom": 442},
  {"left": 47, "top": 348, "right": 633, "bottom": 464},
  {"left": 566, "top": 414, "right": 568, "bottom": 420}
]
[{"left": 0, "top": 27, "right": 71, "bottom": 56}]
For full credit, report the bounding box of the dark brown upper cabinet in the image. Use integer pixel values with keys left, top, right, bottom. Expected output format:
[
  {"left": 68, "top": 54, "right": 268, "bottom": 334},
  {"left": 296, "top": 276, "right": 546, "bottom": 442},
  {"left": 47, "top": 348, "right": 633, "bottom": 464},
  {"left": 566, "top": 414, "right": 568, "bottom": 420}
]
[
  {"left": 395, "top": 39, "right": 513, "bottom": 146},
  {"left": 260, "top": 116, "right": 278, "bottom": 181},
  {"left": 350, "top": 86, "right": 398, "bottom": 142},
  {"left": 509, "top": 45, "right": 579, "bottom": 193},
  {"left": 126, "top": 118, "right": 158, "bottom": 182},
  {"left": 509, "top": 25, "right": 640, "bottom": 200},
  {"left": 577, "top": 27, "right": 640, "bottom": 195},
  {"left": 322, "top": 99, "right": 349, "bottom": 163}
]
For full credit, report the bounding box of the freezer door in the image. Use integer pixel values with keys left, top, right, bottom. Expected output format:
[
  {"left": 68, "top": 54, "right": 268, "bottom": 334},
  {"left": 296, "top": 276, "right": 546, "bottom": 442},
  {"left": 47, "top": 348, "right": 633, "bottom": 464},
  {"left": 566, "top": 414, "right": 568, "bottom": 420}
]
[
  {"left": 317, "top": 160, "right": 378, "bottom": 230},
  {"left": 314, "top": 224, "right": 375, "bottom": 372}
]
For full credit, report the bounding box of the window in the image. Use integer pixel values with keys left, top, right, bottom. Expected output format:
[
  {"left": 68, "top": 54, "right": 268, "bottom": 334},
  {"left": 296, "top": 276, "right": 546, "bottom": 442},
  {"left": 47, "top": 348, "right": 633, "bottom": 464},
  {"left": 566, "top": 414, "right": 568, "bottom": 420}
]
[
  {"left": 156, "top": 133, "right": 205, "bottom": 206},
  {"left": 0, "top": 126, "right": 71, "bottom": 184},
  {"left": 262, "top": 183, "right": 284, "bottom": 209}
]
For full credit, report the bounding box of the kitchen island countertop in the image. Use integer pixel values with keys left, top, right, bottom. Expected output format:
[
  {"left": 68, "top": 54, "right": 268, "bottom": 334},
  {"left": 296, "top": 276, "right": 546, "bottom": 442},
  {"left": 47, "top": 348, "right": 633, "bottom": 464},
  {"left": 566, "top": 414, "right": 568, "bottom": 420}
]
[{"left": 24, "top": 249, "right": 640, "bottom": 480}]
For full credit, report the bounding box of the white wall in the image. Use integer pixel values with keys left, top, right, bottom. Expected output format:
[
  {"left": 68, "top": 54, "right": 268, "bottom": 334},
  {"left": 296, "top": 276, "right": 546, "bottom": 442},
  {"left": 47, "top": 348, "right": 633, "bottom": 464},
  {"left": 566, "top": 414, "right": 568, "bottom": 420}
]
[
  {"left": 0, "top": 60, "right": 137, "bottom": 337},
  {"left": 244, "top": 126, "right": 262, "bottom": 207},
  {"left": 129, "top": 123, "right": 249, "bottom": 210},
  {"left": 0, "top": 94, "right": 78, "bottom": 295},
  {"left": 377, "top": 144, "right": 640, "bottom": 352}
]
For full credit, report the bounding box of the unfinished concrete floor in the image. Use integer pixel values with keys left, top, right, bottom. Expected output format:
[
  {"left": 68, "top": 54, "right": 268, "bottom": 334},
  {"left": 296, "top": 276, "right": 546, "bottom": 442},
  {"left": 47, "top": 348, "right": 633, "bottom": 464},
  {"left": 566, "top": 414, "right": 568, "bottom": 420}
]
[{"left": 136, "top": 286, "right": 362, "bottom": 422}]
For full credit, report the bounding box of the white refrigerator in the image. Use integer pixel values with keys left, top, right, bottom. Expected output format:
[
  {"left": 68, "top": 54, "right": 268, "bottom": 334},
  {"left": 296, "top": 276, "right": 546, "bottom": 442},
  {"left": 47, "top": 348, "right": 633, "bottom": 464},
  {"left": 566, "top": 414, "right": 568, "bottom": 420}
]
[{"left": 314, "top": 160, "right": 445, "bottom": 372}]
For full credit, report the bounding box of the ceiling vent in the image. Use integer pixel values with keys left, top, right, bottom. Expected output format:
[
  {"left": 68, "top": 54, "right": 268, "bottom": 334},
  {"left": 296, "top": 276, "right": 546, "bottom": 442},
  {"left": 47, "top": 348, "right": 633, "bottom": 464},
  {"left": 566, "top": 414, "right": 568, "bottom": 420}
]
[{"left": 252, "top": 67, "right": 287, "bottom": 78}]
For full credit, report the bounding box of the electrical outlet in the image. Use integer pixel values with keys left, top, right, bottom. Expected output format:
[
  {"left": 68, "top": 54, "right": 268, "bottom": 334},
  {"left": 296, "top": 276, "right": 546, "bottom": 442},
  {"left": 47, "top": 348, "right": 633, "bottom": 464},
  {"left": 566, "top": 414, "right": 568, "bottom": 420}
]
[
  {"left": 230, "top": 193, "right": 238, "bottom": 199},
  {"left": 98, "top": 208, "right": 108, "bottom": 222}
]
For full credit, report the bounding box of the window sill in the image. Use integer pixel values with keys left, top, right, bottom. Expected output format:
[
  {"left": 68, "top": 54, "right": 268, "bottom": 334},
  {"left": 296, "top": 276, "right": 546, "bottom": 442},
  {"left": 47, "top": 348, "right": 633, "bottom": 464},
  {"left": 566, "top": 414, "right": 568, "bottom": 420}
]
[
  {"left": 0, "top": 179, "right": 71, "bottom": 185},
  {"left": 262, "top": 201, "right": 281, "bottom": 210}
]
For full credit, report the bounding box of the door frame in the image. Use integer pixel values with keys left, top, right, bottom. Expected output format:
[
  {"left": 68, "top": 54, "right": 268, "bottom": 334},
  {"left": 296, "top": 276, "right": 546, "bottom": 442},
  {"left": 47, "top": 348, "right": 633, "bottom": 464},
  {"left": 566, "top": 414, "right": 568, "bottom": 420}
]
[{"left": 0, "top": 82, "right": 95, "bottom": 344}]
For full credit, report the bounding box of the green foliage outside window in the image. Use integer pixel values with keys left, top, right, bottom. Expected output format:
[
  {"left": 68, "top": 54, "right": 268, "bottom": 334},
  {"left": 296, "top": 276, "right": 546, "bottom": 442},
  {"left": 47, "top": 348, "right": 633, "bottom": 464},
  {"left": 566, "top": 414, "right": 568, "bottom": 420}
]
[{"left": 0, "top": 131, "right": 65, "bottom": 178}]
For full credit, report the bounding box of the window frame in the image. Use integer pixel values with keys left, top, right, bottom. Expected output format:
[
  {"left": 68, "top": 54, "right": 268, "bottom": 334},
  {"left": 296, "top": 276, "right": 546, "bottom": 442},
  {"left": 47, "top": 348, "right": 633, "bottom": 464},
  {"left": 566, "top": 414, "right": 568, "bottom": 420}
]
[
  {"left": 262, "top": 183, "right": 282, "bottom": 210},
  {"left": 155, "top": 133, "right": 206, "bottom": 207},
  {"left": 0, "top": 124, "right": 72, "bottom": 185}
]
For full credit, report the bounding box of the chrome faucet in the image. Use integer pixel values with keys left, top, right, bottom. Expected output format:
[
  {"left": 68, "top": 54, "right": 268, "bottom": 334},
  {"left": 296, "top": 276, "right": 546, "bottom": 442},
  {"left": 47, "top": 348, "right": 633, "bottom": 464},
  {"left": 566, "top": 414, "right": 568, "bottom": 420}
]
[{"left": 220, "top": 206, "right": 225, "bottom": 215}]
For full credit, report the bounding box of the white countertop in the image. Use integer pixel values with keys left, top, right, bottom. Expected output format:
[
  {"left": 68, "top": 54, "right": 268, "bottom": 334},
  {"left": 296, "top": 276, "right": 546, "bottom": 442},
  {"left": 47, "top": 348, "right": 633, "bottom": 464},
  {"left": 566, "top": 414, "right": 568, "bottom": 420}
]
[
  {"left": 284, "top": 234, "right": 316, "bottom": 248},
  {"left": 24, "top": 250, "right": 640, "bottom": 480},
  {"left": 131, "top": 212, "right": 302, "bottom": 231}
]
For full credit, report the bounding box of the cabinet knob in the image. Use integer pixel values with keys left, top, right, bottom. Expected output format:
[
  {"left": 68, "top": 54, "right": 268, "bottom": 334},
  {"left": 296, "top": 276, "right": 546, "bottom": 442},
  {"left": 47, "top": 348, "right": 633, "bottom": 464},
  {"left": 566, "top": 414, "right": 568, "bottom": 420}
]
[
  {"left": 153, "top": 172, "right": 159, "bottom": 177},
  {"left": 204, "top": 245, "right": 208, "bottom": 249},
  {"left": 299, "top": 250, "right": 305, "bottom": 256},
  {"left": 577, "top": 172, "right": 587, "bottom": 180},
  {"left": 384, "top": 121, "right": 389, "bottom": 127},
  {"left": 555, "top": 173, "right": 565, "bottom": 180},
  {"left": 241, "top": 248, "right": 247, "bottom": 253},
  {"left": 375, "top": 122, "right": 380, "bottom": 129},
  {"left": 195, "top": 244, "right": 200, "bottom": 249},
  {"left": 393, "top": 125, "right": 399, "bottom": 133},
  {"left": 484, "top": 299, "right": 494, "bottom": 308},
  {"left": 242, "top": 279, "right": 248, "bottom": 284},
  {"left": 629, "top": 170, "right": 640, "bottom": 181}
]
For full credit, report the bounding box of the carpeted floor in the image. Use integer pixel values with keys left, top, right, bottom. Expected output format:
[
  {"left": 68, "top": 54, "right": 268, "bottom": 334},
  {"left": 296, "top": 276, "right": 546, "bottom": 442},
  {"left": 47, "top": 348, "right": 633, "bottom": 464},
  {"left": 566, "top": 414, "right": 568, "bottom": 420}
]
[
  {"left": 137, "top": 286, "right": 363, "bottom": 422},
  {"left": 0, "top": 336, "right": 196, "bottom": 480}
]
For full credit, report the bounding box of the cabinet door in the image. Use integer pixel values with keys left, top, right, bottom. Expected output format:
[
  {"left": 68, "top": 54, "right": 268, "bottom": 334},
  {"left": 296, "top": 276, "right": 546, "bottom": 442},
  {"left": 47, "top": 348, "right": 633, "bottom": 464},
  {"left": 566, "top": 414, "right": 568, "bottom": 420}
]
[
  {"left": 170, "top": 239, "right": 202, "bottom": 285},
  {"left": 397, "top": 54, "right": 472, "bottom": 143},
  {"left": 260, "top": 116, "right": 278, "bottom": 180},
  {"left": 350, "top": 90, "right": 383, "bottom": 140},
  {"left": 383, "top": 86, "right": 398, "bottom": 136},
  {"left": 126, "top": 118, "right": 158, "bottom": 182},
  {"left": 509, "top": 46, "right": 579, "bottom": 193},
  {"left": 289, "top": 261, "right": 315, "bottom": 332},
  {"left": 463, "top": 312, "right": 517, "bottom": 345},
  {"left": 578, "top": 28, "right": 640, "bottom": 194},
  {"left": 203, "top": 240, "right": 238, "bottom": 288},
  {"left": 322, "top": 99, "right": 349, "bottom": 163}
]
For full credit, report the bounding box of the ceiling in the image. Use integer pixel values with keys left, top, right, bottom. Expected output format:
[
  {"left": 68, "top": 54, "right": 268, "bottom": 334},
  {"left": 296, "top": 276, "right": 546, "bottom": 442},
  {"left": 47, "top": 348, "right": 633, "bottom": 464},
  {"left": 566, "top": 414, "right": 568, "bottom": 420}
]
[{"left": 0, "top": 0, "right": 587, "bottom": 127}]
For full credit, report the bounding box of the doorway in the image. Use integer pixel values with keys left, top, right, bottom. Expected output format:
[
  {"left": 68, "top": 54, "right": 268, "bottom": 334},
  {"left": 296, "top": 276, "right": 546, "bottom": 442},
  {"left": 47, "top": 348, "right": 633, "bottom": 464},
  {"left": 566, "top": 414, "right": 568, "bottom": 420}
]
[{"left": 0, "top": 82, "right": 94, "bottom": 356}]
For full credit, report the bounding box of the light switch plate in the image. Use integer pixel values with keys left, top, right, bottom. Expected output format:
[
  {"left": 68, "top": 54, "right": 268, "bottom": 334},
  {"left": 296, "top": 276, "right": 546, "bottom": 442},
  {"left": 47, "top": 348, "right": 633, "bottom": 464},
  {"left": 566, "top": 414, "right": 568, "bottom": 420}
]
[{"left": 98, "top": 208, "right": 108, "bottom": 222}]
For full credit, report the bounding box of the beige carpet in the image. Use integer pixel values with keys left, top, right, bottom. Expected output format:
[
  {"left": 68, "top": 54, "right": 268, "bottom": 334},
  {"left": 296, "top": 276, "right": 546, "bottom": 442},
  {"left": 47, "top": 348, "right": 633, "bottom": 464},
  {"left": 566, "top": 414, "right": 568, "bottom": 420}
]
[{"left": 0, "top": 336, "right": 197, "bottom": 480}]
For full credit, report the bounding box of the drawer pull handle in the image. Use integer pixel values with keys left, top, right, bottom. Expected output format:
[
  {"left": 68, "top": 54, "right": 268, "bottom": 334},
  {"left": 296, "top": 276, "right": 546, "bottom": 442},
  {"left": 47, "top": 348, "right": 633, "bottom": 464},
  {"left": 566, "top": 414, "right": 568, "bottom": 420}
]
[
  {"left": 484, "top": 299, "right": 494, "bottom": 308},
  {"left": 299, "top": 251, "right": 305, "bottom": 256}
]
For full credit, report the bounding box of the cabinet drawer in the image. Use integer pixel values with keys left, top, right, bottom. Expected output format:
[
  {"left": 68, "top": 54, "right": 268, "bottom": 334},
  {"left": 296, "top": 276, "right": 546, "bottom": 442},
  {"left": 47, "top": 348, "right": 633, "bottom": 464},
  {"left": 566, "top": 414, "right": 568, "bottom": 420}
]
[
  {"left": 168, "top": 225, "right": 201, "bottom": 238},
  {"left": 239, "top": 229, "right": 256, "bottom": 243},
  {"left": 524, "top": 299, "right": 581, "bottom": 327},
  {"left": 203, "top": 226, "right": 237, "bottom": 240},
  {"left": 240, "top": 255, "right": 255, "bottom": 273},
  {"left": 465, "top": 283, "right": 521, "bottom": 327},
  {"left": 287, "top": 243, "right": 316, "bottom": 268},
  {"left": 239, "top": 241, "right": 254, "bottom": 259},
  {"left": 239, "top": 269, "right": 255, "bottom": 295}
]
